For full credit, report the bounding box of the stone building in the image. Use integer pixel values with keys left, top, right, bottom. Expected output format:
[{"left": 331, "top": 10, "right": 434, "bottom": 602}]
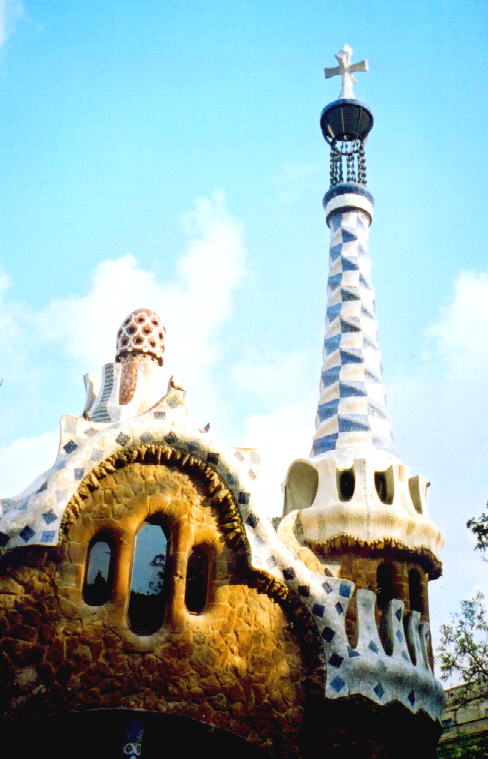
[
  {"left": 439, "top": 684, "right": 488, "bottom": 755},
  {"left": 0, "top": 48, "right": 445, "bottom": 757}
]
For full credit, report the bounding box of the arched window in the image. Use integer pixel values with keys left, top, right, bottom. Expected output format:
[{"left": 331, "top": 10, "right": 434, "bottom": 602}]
[
  {"left": 376, "top": 562, "right": 394, "bottom": 611},
  {"left": 83, "top": 536, "right": 113, "bottom": 606},
  {"left": 185, "top": 546, "right": 209, "bottom": 614},
  {"left": 128, "top": 519, "right": 170, "bottom": 635},
  {"left": 409, "top": 568, "right": 424, "bottom": 614}
]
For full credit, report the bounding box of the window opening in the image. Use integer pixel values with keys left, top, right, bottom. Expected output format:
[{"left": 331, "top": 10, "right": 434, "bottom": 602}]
[
  {"left": 374, "top": 468, "right": 394, "bottom": 504},
  {"left": 376, "top": 562, "right": 394, "bottom": 610},
  {"left": 185, "top": 546, "right": 209, "bottom": 614},
  {"left": 83, "top": 538, "right": 113, "bottom": 606},
  {"left": 337, "top": 469, "right": 355, "bottom": 501},
  {"left": 409, "top": 568, "right": 423, "bottom": 614},
  {"left": 375, "top": 472, "right": 387, "bottom": 502},
  {"left": 128, "top": 520, "right": 169, "bottom": 635}
]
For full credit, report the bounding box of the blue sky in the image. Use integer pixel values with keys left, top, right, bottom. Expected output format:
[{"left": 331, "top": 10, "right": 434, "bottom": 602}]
[{"left": 0, "top": 0, "right": 487, "bottom": 661}]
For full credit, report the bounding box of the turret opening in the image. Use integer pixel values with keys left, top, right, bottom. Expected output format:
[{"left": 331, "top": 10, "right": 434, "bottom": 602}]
[
  {"left": 337, "top": 468, "right": 355, "bottom": 501},
  {"left": 409, "top": 568, "right": 424, "bottom": 615},
  {"left": 408, "top": 475, "right": 426, "bottom": 514},
  {"left": 374, "top": 468, "right": 394, "bottom": 505},
  {"left": 376, "top": 562, "right": 394, "bottom": 610},
  {"left": 283, "top": 461, "right": 319, "bottom": 515},
  {"left": 377, "top": 562, "right": 395, "bottom": 655}
]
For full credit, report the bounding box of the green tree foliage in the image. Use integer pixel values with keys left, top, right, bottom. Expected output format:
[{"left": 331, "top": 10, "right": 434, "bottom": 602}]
[
  {"left": 438, "top": 732, "right": 488, "bottom": 758},
  {"left": 437, "top": 511, "right": 488, "bottom": 756},
  {"left": 438, "top": 593, "right": 488, "bottom": 694},
  {"left": 467, "top": 510, "right": 488, "bottom": 557}
]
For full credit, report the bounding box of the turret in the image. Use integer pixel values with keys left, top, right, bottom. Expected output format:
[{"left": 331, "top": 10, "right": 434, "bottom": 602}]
[{"left": 278, "top": 45, "right": 445, "bottom": 729}]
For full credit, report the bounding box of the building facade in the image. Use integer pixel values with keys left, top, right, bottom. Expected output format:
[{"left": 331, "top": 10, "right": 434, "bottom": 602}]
[{"left": 0, "top": 48, "right": 445, "bottom": 758}]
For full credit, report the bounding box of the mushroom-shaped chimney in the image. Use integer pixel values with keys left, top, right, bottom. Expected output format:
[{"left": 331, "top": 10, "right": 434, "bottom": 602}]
[
  {"left": 116, "top": 308, "right": 166, "bottom": 406},
  {"left": 116, "top": 308, "right": 166, "bottom": 366}
]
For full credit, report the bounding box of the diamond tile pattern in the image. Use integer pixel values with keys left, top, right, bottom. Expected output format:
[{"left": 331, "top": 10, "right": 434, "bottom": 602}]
[
  {"left": 329, "top": 653, "right": 344, "bottom": 668},
  {"left": 19, "top": 525, "right": 35, "bottom": 542},
  {"left": 312, "top": 209, "right": 394, "bottom": 456},
  {"left": 330, "top": 676, "right": 345, "bottom": 693},
  {"left": 374, "top": 682, "right": 385, "bottom": 699}
]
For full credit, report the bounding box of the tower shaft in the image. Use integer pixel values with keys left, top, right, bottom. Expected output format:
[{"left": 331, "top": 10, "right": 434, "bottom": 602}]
[{"left": 312, "top": 187, "right": 394, "bottom": 459}]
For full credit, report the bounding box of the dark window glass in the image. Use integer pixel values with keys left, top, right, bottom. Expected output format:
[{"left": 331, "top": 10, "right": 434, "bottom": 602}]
[
  {"left": 83, "top": 539, "right": 112, "bottom": 606},
  {"left": 128, "top": 520, "right": 169, "bottom": 635},
  {"left": 376, "top": 562, "right": 394, "bottom": 610},
  {"left": 185, "top": 546, "right": 209, "bottom": 614}
]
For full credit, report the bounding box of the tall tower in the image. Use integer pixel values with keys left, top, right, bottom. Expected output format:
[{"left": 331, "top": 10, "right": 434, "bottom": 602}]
[{"left": 278, "top": 45, "right": 445, "bottom": 755}]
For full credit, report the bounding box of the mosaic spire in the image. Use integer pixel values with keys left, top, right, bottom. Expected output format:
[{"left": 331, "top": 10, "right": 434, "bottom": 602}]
[{"left": 312, "top": 47, "right": 395, "bottom": 459}]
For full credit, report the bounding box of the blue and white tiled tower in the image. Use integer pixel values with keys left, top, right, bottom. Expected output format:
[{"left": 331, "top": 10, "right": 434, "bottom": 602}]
[
  {"left": 277, "top": 48, "right": 445, "bottom": 736},
  {"left": 313, "top": 46, "right": 394, "bottom": 461}
]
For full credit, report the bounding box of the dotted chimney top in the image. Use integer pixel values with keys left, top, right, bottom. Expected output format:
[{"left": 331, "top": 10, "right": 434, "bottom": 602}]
[{"left": 115, "top": 308, "right": 166, "bottom": 366}]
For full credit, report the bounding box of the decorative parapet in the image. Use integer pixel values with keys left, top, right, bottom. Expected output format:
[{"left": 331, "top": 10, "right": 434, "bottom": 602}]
[
  {"left": 282, "top": 456, "right": 443, "bottom": 577},
  {"left": 251, "top": 507, "right": 444, "bottom": 720}
]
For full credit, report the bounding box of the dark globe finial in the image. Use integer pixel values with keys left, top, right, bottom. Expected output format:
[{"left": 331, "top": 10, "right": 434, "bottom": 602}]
[
  {"left": 322, "top": 46, "right": 373, "bottom": 187},
  {"left": 320, "top": 99, "right": 374, "bottom": 144}
]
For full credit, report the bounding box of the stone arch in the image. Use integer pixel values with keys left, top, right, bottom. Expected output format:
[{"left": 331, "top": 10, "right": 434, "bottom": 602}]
[{"left": 60, "top": 441, "right": 251, "bottom": 559}]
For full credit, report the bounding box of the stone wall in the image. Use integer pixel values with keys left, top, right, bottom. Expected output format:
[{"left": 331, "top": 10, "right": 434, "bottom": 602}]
[{"left": 0, "top": 459, "right": 317, "bottom": 757}]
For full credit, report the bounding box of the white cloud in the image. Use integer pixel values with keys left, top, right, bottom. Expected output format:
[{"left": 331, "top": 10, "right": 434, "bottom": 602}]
[
  {"left": 387, "top": 269, "right": 488, "bottom": 634},
  {"left": 0, "top": 0, "right": 23, "bottom": 50},
  {"left": 34, "top": 193, "right": 245, "bottom": 425},
  {"left": 0, "top": 272, "right": 27, "bottom": 378},
  {"left": 232, "top": 349, "right": 314, "bottom": 407},
  {"left": 242, "top": 403, "right": 314, "bottom": 517},
  {"left": 428, "top": 270, "right": 488, "bottom": 375},
  {"left": 0, "top": 193, "right": 246, "bottom": 491},
  {"left": 232, "top": 347, "right": 317, "bottom": 516},
  {"left": 0, "top": 430, "right": 58, "bottom": 498}
]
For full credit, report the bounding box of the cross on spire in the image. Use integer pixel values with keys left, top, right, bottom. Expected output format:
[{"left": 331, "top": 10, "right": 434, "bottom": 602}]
[{"left": 324, "top": 45, "right": 368, "bottom": 100}]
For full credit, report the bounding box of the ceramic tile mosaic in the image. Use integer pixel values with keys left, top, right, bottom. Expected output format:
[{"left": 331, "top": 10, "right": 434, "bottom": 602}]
[
  {"left": 0, "top": 302, "right": 445, "bottom": 722},
  {"left": 312, "top": 205, "right": 394, "bottom": 458}
]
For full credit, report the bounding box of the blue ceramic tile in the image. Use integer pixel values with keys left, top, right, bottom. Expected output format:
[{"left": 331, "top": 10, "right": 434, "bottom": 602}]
[
  {"left": 20, "top": 525, "right": 35, "bottom": 542},
  {"left": 322, "top": 627, "right": 335, "bottom": 642},
  {"left": 329, "top": 653, "right": 344, "bottom": 668},
  {"left": 374, "top": 682, "right": 385, "bottom": 699},
  {"left": 330, "top": 676, "right": 345, "bottom": 693}
]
